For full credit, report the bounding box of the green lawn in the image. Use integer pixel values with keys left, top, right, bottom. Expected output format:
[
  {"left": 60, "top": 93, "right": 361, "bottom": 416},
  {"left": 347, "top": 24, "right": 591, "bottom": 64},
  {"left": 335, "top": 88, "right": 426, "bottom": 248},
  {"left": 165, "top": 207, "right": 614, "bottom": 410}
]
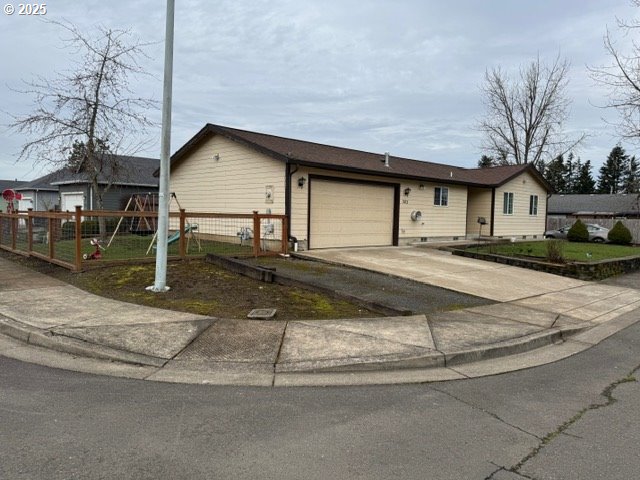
[
  {"left": 9, "top": 233, "right": 254, "bottom": 265},
  {"left": 476, "top": 240, "right": 639, "bottom": 262}
]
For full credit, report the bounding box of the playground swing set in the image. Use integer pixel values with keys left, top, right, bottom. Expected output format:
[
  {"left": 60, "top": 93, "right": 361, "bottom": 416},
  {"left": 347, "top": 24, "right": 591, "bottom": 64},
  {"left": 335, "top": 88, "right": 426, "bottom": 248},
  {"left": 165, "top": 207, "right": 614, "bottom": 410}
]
[{"left": 83, "top": 192, "right": 201, "bottom": 260}]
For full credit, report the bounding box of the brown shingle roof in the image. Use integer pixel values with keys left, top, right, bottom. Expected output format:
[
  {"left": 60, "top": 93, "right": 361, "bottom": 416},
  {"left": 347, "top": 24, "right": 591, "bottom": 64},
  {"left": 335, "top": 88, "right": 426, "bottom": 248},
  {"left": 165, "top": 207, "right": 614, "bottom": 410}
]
[{"left": 168, "top": 124, "right": 550, "bottom": 190}]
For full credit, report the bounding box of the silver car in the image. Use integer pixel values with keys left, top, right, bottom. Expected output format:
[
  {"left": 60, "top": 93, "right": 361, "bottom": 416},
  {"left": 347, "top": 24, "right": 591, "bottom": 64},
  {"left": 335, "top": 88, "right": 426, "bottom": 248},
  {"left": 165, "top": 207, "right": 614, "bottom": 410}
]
[{"left": 544, "top": 223, "right": 609, "bottom": 242}]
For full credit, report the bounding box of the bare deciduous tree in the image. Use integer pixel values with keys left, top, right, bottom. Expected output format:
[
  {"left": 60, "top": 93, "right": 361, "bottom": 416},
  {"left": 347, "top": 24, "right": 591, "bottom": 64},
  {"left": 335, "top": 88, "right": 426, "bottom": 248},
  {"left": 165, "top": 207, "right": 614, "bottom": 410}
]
[
  {"left": 589, "top": 1, "right": 640, "bottom": 141},
  {"left": 8, "top": 20, "right": 157, "bottom": 225},
  {"left": 478, "top": 56, "right": 583, "bottom": 168}
]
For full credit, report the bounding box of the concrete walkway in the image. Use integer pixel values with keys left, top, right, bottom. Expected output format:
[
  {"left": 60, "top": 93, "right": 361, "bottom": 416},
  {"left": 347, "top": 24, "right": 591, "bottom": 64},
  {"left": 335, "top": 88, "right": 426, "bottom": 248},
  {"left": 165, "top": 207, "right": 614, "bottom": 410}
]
[{"left": 0, "top": 252, "right": 639, "bottom": 387}]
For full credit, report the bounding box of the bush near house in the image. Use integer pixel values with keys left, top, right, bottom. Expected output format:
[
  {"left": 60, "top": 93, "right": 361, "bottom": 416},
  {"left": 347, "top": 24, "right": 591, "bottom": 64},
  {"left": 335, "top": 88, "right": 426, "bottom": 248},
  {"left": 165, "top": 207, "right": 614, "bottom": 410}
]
[
  {"left": 608, "top": 221, "right": 633, "bottom": 245},
  {"left": 567, "top": 219, "right": 589, "bottom": 242},
  {"left": 61, "top": 219, "right": 120, "bottom": 239}
]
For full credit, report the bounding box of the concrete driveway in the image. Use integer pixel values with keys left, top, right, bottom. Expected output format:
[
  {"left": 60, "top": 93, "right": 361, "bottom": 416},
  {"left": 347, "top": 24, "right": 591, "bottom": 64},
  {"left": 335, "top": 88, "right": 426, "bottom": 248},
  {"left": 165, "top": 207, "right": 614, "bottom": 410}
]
[{"left": 298, "top": 246, "right": 587, "bottom": 302}]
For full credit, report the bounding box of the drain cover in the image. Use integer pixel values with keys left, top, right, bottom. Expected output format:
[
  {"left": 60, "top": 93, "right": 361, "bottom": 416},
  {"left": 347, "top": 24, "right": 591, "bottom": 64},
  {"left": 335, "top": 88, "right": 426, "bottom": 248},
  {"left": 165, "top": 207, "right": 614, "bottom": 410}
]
[{"left": 247, "top": 308, "right": 277, "bottom": 320}]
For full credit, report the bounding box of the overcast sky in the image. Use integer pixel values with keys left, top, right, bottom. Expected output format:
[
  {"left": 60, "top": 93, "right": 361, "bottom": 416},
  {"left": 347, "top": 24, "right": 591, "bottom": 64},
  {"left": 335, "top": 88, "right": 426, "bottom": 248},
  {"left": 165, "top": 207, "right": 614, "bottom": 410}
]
[{"left": 0, "top": 0, "right": 638, "bottom": 181}]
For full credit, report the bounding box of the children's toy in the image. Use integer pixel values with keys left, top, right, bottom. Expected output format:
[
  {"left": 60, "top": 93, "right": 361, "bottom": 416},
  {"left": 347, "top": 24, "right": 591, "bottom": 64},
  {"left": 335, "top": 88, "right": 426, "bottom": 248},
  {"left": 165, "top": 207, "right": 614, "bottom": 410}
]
[{"left": 83, "top": 238, "right": 105, "bottom": 260}]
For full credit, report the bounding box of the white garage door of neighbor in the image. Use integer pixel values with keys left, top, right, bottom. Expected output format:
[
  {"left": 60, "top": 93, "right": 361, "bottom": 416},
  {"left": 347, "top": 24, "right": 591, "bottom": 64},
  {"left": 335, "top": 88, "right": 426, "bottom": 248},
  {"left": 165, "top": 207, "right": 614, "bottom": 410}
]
[
  {"left": 61, "top": 193, "right": 84, "bottom": 212},
  {"left": 309, "top": 179, "right": 395, "bottom": 249}
]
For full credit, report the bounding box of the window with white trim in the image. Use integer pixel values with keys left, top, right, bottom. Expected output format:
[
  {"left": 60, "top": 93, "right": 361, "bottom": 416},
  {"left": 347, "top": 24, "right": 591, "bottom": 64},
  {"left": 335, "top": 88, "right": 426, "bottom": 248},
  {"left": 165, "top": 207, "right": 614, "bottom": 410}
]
[
  {"left": 529, "top": 195, "right": 539, "bottom": 216},
  {"left": 434, "top": 186, "right": 449, "bottom": 206},
  {"left": 503, "top": 192, "right": 514, "bottom": 215}
]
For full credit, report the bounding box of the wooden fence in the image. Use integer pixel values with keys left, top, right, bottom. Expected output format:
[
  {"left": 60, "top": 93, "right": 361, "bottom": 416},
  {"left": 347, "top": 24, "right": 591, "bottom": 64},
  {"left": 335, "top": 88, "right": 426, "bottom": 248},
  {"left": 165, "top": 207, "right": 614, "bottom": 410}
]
[{"left": 0, "top": 206, "right": 288, "bottom": 272}]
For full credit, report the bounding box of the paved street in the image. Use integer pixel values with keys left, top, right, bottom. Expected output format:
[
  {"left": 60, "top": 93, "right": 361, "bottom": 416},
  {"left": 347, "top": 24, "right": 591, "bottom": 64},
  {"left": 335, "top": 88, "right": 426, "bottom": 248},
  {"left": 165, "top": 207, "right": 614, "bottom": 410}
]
[{"left": 2, "top": 315, "right": 638, "bottom": 480}]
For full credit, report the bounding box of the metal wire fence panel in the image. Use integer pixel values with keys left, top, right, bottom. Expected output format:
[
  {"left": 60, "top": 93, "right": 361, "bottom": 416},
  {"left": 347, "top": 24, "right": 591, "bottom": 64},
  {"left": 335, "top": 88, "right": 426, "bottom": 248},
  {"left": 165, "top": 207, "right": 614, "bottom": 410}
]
[{"left": 2, "top": 209, "right": 288, "bottom": 270}]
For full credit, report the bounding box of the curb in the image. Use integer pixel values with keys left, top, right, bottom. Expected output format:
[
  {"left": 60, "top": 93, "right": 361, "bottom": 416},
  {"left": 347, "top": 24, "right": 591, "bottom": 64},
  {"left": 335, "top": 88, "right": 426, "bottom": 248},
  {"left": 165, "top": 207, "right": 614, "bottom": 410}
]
[{"left": 0, "top": 316, "right": 166, "bottom": 368}]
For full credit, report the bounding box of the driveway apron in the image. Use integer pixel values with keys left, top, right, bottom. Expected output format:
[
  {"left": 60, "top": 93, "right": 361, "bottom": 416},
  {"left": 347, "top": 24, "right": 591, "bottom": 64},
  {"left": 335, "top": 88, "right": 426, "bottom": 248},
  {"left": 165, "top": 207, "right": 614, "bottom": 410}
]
[{"left": 297, "top": 246, "right": 587, "bottom": 302}]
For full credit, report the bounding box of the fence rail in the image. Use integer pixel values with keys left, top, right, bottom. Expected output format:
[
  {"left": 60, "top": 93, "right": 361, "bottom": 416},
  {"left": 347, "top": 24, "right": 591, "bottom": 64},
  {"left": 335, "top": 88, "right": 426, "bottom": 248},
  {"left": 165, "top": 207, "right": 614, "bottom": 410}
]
[{"left": 0, "top": 207, "right": 288, "bottom": 272}]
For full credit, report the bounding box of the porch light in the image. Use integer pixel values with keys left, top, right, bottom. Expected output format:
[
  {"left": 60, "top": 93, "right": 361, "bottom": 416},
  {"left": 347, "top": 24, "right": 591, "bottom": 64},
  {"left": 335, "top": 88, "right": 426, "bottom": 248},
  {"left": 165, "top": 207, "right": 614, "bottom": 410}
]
[
  {"left": 404, "top": 187, "right": 412, "bottom": 196},
  {"left": 298, "top": 177, "right": 306, "bottom": 188}
]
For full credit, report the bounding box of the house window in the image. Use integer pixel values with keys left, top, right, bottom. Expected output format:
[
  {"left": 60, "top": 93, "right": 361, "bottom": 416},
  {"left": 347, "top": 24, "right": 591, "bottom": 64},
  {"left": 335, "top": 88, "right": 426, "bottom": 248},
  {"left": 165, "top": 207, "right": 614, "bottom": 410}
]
[
  {"left": 529, "top": 195, "right": 539, "bottom": 216},
  {"left": 503, "top": 192, "right": 514, "bottom": 215},
  {"left": 434, "top": 187, "right": 449, "bottom": 206}
]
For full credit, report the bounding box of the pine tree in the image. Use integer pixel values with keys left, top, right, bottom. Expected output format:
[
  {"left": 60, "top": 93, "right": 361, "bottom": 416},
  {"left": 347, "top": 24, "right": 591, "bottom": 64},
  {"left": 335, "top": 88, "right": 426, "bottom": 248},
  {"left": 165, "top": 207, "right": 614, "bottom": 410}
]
[
  {"left": 598, "top": 145, "right": 629, "bottom": 194},
  {"left": 574, "top": 160, "right": 596, "bottom": 194},
  {"left": 623, "top": 155, "right": 640, "bottom": 193},
  {"left": 544, "top": 154, "right": 568, "bottom": 193},
  {"left": 477, "top": 155, "right": 496, "bottom": 168}
]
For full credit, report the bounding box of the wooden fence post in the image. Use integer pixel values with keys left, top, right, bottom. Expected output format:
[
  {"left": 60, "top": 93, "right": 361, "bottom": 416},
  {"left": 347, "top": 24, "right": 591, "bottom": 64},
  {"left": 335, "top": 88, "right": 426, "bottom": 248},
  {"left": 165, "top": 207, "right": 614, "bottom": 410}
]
[
  {"left": 11, "top": 214, "right": 17, "bottom": 251},
  {"left": 281, "top": 216, "right": 288, "bottom": 255},
  {"left": 253, "top": 211, "right": 260, "bottom": 257},
  {"left": 74, "top": 206, "right": 82, "bottom": 272},
  {"left": 179, "top": 208, "right": 186, "bottom": 258},
  {"left": 27, "top": 208, "right": 33, "bottom": 253},
  {"left": 48, "top": 216, "right": 54, "bottom": 260}
]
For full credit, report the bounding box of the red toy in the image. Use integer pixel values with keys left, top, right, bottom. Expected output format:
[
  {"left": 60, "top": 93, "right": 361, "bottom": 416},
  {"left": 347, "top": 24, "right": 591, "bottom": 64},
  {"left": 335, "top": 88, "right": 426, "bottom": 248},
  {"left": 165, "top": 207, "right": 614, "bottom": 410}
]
[{"left": 83, "top": 238, "right": 105, "bottom": 260}]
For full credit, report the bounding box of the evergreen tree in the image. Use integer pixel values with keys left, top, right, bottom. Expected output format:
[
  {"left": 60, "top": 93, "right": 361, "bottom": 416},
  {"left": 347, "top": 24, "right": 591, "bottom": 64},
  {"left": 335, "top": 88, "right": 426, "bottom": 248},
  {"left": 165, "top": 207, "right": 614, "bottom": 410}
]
[
  {"left": 544, "top": 154, "right": 568, "bottom": 193},
  {"left": 598, "top": 145, "right": 629, "bottom": 194},
  {"left": 477, "top": 155, "right": 496, "bottom": 168},
  {"left": 574, "top": 160, "right": 596, "bottom": 194},
  {"left": 623, "top": 155, "right": 640, "bottom": 193}
]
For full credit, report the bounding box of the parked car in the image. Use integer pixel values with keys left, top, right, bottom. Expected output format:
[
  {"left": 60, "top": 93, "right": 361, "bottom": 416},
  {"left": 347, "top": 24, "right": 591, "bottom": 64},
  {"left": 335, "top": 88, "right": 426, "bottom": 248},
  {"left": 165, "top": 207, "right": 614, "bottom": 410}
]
[{"left": 544, "top": 223, "right": 609, "bottom": 242}]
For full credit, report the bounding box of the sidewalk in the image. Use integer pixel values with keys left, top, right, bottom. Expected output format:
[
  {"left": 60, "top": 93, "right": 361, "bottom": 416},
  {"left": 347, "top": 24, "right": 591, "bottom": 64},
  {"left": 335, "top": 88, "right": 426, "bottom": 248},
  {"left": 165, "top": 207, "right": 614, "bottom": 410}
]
[{"left": 1, "top": 255, "right": 639, "bottom": 387}]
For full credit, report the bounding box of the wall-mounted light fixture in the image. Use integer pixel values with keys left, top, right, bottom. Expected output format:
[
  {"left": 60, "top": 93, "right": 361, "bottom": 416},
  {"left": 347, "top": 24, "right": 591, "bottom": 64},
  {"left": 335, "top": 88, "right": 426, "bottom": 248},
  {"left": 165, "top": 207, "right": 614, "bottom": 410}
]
[
  {"left": 419, "top": 184, "right": 425, "bottom": 191},
  {"left": 404, "top": 187, "right": 412, "bottom": 196},
  {"left": 297, "top": 177, "right": 306, "bottom": 188},
  {"left": 214, "top": 153, "right": 220, "bottom": 161}
]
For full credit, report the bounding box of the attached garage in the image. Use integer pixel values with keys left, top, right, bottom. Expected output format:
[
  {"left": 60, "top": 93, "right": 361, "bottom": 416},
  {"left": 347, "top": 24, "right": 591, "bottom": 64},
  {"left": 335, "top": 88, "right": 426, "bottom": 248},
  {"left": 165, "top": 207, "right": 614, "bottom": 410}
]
[{"left": 308, "top": 177, "right": 399, "bottom": 249}]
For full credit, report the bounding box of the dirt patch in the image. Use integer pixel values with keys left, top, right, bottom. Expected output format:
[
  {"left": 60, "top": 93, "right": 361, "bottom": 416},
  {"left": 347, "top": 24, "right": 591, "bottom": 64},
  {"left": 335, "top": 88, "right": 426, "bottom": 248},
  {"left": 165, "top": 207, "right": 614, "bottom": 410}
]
[{"left": 0, "top": 250, "right": 378, "bottom": 320}]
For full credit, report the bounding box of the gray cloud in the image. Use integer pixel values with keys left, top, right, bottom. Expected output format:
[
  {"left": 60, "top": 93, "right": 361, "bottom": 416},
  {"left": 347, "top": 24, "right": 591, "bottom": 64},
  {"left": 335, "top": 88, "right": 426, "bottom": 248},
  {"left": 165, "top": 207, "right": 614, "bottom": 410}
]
[{"left": 0, "top": 0, "right": 637, "bottom": 180}]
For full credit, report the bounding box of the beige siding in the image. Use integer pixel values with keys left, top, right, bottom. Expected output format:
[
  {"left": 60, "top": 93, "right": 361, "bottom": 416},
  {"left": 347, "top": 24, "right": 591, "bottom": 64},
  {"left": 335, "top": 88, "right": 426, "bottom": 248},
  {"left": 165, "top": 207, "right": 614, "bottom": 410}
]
[
  {"left": 398, "top": 182, "right": 467, "bottom": 240},
  {"left": 466, "top": 188, "right": 493, "bottom": 237},
  {"left": 291, "top": 166, "right": 468, "bottom": 246},
  {"left": 170, "top": 134, "right": 285, "bottom": 214},
  {"left": 493, "top": 171, "right": 547, "bottom": 237}
]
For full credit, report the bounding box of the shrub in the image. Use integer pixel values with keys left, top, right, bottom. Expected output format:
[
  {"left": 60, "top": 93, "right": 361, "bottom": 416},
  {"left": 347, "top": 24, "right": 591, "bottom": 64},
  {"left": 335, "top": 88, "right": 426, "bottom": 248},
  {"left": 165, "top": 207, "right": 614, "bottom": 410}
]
[
  {"left": 546, "top": 239, "right": 565, "bottom": 263},
  {"left": 567, "top": 219, "right": 589, "bottom": 242},
  {"left": 608, "top": 221, "right": 633, "bottom": 245},
  {"left": 59, "top": 218, "right": 120, "bottom": 239}
]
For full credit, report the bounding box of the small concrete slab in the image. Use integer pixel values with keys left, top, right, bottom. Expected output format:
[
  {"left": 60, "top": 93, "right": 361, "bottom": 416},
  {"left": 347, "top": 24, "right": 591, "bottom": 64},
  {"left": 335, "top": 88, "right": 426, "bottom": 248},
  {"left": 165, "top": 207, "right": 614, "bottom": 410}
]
[
  {"left": 563, "top": 290, "right": 640, "bottom": 321},
  {"left": 466, "top": 303, "right": 559, "bottom": 328},
  {"left": 175, "top": 319, "right": 286, "bottom": 363},
  {"left": 513, "top": 284, "right": 637, "bottom": 315},
  {"left": 428, "top": 310, "right": 541, "bottom": 351},
  {"left": 51, "top": 319, "right": 215, "bottom": 359},
  {"left": 278, "top": 319, "right": 437, "bottom": 369},
  {"left": 295, "top": 315, "right": 435, "bottom": 349}
]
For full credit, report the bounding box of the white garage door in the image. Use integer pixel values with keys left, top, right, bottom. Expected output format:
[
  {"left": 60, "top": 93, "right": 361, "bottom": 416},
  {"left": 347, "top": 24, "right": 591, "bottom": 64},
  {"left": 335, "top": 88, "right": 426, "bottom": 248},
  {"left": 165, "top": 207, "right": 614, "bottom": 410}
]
[
  {"left": 61, "top": 192, "right": 84, "bottom": 212},
  {"left": 309, "top": 179, "right": 396, "bottom": 249}
]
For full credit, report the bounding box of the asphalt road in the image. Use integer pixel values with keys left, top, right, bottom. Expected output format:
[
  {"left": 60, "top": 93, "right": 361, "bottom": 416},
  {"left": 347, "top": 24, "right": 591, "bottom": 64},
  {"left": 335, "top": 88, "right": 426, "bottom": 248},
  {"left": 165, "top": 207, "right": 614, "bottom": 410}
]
[{"left": 1, "top": 312, "right": 639, "bottom": 479}]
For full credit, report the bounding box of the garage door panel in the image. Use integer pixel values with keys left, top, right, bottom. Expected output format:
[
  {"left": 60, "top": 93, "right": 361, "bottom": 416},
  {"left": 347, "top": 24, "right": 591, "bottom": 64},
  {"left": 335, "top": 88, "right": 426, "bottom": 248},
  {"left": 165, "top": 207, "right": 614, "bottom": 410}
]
[{"left": 310, "top": 179, "right": 395, "bottom": 249}]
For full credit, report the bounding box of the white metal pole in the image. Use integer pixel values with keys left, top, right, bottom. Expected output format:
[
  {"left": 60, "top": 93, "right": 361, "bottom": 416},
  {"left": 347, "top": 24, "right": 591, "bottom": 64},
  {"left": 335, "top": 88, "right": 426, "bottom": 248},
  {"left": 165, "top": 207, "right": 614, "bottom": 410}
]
[{"left": 149, "top": 0, "right": 175, "bottom": 292}]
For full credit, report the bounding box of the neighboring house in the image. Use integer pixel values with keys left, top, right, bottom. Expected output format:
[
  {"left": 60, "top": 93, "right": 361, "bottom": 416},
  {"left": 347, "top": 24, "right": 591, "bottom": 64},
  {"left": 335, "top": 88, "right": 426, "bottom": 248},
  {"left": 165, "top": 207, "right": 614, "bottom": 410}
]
[
  {"left": 0, "top": 179, "right": 28, "bottom": 212},
  {"left": 548, "top": 194, "right": 640, "bottom": 221},
  {"left": 14, "top": 171, "right": 60, "bottom": 212},
  {"left": 164, "top": 124, "right": 551, "bottom": 250},
  {"left": 25, "top": 155, "right": 159, "bottom": 212}
]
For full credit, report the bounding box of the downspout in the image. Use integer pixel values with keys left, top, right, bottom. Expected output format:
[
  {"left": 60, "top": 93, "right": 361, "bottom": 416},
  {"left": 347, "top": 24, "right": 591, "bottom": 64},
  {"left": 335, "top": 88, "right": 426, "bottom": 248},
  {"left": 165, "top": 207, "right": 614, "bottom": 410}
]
[{"left": 285, "top": 161, "right": 299, "bottom": 248}]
